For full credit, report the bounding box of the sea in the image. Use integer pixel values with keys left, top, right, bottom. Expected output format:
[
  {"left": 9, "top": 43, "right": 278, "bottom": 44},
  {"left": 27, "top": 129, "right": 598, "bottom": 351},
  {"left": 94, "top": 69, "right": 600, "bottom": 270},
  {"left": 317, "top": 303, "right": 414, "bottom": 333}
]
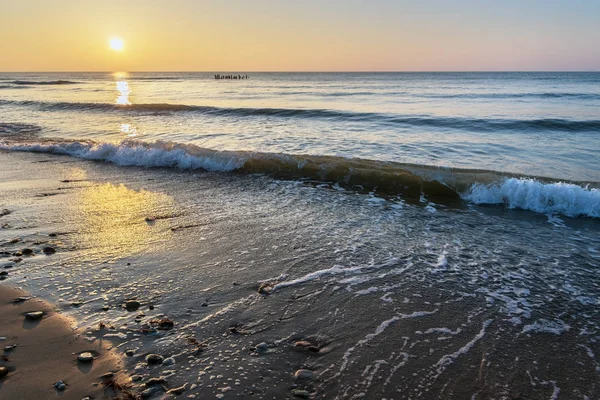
[{"left": 0, "top": 72, "right": 599, "bottom": 399}]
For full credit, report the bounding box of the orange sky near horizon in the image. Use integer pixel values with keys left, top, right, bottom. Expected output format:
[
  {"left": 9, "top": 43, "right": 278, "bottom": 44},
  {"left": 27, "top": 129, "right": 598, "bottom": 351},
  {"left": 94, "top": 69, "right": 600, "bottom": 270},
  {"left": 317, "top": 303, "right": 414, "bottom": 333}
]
[{"left": 1, "top": 0, "right": 599, "bottom": 72}]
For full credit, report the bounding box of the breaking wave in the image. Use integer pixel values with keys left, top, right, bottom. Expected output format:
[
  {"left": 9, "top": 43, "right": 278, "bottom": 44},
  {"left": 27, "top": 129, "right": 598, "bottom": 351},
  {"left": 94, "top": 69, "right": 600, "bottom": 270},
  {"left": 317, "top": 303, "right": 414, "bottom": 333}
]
[
  {"left": 1, "top": 138, "right": 598, "bottom": 218},
  {"left": 464, "top": 178, "right": 600, "bottom": 218}
]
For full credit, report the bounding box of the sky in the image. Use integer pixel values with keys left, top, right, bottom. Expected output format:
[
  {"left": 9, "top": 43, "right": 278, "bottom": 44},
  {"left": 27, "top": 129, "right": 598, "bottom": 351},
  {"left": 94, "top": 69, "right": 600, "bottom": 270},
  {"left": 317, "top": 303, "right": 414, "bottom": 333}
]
[{"left": 1, "top": 0, "right": 599, "bottom": 71}]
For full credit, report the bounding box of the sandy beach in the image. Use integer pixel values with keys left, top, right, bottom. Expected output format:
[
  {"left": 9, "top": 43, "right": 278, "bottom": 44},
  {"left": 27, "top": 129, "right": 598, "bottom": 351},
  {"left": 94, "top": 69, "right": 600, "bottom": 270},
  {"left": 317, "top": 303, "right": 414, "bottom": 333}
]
[{"left": 0, "top": 285, "right": 126, "bottom": 399}]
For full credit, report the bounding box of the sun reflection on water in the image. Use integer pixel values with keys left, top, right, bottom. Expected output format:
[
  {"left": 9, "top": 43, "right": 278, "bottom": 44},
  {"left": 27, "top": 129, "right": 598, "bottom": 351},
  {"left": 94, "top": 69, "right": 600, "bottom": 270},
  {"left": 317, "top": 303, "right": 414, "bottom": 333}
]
[{"left": 115, "top": 80, "right": 131, "bottom": 105}]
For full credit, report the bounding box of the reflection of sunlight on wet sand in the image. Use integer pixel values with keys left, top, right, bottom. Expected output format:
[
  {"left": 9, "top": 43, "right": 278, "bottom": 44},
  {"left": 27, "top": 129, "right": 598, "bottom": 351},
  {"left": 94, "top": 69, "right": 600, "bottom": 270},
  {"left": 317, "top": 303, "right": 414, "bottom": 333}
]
[{"left": 76, "top": 183, "right": 173, "bottom": 257}]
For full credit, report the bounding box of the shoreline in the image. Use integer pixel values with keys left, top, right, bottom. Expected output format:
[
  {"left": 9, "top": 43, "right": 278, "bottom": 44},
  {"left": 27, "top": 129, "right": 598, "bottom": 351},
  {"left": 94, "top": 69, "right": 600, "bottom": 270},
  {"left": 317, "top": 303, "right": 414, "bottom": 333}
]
[{"left": 0, "top": 284, "right": 128, "bottom": 399}]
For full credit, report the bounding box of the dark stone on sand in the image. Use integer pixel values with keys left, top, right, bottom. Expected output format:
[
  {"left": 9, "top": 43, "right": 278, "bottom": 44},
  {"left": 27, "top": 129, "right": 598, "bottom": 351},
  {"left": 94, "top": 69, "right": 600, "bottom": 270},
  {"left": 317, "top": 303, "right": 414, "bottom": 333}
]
[
  {"left": 3, "top": 264, "right": 13, "bottom": 269},
  {"left": 43, "top": 247, "right": 56, "bottom": 254},
  {"left": 71, "top": 301, "right": 83, "bottom": 308},
  {"left": 101, "top": 305, "right": 110, "bottom": 311},
  {"left": 0, "top": 276, "right": 6, "bottom": 281},
  {"left": 11, "top": 258, "right": 22, "bottom": 263},
  {"left": 77, "top": 352, "right": 94, "bottom": 362},
  {"left": 0, "top": 271, "right": 7, "bottom": 276},
  {"left": 200, "top": 302, "right": 208, "bottom": 307},
  {"left": 13, "top": 252, "right": 22, "bottom": 257},
  {"left": 131, "top": 374, "right": 142, "bottom": 382},
  {"left": 54, "top": 380, "right": 67, "bottom": 390},
  {"left": 25, "top": 311, "right": 44, "bottom": 320},
  {"left": 125, "top": 300, "right": 141, "bottom": 311},
  {"left": 294, "top": 369, "right": 314, "bottom": 380},
  {"left": 167, "top": 384, "right": 187, "bottom": 395},
  {"left": 12, "top": 296, "right": 30, "bottom": 303},
  {"left": 149, "top": 317, "right": 174, "bottom": 330},
  {"left": 145, "top": 354, "right": 164, "bottom": 365},
  {"left": 148, "top": 304, "right": 154, "bottom": 310},
  {"left": 49, "top": 233, "right": 57, "bottom": 237},
  {"left": 100, "top": 372, "right": 114, "bottom": 380},
  {"left": 0, "top": 366, "right": 8, "bottom": 378},
  {"left": 255, "top": 342, "right": 269, "bottom": 353},
  {"left": 291, "top": 389, "right": 311, "bottom": 398},
  {"left": 21, "top": 248, "right": 34, "bottom": 255},
  {"left": 145, "top": 377, "right": 166, "bottom": 386},
  {"left": 125, "top": 349, "right": 136, "bottom": 357},
  {"left": 4, "top": 345, "right": 15, "bottom": 352},
  {"left": 258, "top": 283, "right": 273, "bottom": 295}
]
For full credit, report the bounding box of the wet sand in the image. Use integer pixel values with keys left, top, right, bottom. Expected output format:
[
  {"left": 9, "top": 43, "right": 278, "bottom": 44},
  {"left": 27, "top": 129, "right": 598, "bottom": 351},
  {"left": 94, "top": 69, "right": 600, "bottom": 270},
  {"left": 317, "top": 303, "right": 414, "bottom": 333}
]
[{"left": 0, "top": 285, "right": 127, "bottom": 399}]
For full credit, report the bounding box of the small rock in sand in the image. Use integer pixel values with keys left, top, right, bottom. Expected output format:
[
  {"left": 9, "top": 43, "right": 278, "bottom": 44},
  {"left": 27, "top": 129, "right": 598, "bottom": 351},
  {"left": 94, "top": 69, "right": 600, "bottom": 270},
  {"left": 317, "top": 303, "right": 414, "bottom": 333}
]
[
  {"left": 78, "top": 352, "right": 94, "bottom": 362},
  {"left": 258, "top": 283, "right": 273, "bottom": 295},
  {"left": 43, "top": 247, "right": 56, "bottom": 254},
  {"left": 4, "top": 345, "right": 15, "bottom": 352},
  {"left": 162, "top": 356, "right": 175, "bottom": 366},
  {"left": 125, "top": 300, "right": 141, "bottom": 311},
  {"left": 291, "top": 389, "right": 311, "bottom": 398},
  {"left": 101, "top": 305, "right": 110, "bottom": 311},
  {"left": 255, "top": 342, "right": 269, "bottom": 354},
  {"left": 21, "top": 248, "right": 34, "bottom": 255},
  {"left": 100, "top": 372, "right": 114, "bottom": 380},
  {"left": 0, "top": 366, "right": 8, "bottom": 378},
  {"left": 294, "top": 369, "right": 314, "bottom": 380},
  {"left": 54, "top": 380, "right": 67, "bottom": 391},
  {"left": 125, "top": 349, "right": 136, "bottom": 357},
  {"left": 25, "top": 311, "right": 44, "bottom": 320},
  {"left": 131, "top": 374, "right": 143, "bottom": 382},
  {"left": 0, "top": 271, "right": 8, "bottom": 276},
  {"left": 146, "top": 354, "right": 164, "bottom": 365}
]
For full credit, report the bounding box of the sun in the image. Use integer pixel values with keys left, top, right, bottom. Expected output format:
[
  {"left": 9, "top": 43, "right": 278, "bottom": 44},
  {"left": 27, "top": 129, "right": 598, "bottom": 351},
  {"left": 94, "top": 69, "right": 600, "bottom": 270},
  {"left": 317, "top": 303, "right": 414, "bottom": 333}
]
[{"left": 109, "top": 38, "right": 124, "bottom": 51}]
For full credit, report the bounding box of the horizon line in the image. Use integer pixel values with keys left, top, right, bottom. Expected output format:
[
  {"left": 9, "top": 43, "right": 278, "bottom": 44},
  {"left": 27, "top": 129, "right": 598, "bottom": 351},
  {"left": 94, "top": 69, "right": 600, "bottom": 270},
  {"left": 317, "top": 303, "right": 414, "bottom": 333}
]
[{"left": 1, "top": 70, "right": 599, "bottom": 74}]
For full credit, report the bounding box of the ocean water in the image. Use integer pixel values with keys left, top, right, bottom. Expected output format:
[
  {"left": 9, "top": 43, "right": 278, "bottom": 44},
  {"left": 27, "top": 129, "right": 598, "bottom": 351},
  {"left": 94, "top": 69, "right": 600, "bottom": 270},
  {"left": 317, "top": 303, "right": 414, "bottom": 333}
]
[
  {"left": 1, "top": 72, "right": 599, "bottom": 216},
  {"left": 1, "top": 73, "right": 600, "bottom": 399}
]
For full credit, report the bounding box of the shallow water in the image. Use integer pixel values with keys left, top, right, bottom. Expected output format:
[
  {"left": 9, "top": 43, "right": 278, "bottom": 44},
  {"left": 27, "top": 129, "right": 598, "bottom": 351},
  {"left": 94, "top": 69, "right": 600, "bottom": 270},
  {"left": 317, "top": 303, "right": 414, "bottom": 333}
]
[{"left": 1, "top": 152, "right": 599, "bottom": 399}]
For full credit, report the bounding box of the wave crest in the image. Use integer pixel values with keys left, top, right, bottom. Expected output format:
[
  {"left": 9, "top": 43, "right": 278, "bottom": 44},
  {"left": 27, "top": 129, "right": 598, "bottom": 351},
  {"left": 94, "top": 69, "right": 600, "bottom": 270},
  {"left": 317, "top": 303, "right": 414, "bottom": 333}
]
[{"left": 463, "top": 178, "right": 600, "bottom": 218}]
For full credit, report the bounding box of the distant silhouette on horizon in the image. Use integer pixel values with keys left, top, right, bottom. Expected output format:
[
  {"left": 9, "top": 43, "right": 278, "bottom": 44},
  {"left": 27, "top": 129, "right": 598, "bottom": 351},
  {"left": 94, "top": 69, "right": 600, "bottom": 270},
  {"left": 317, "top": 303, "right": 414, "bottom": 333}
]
[{"left": 214, "top": 74, "right": 249, "bottom": 80}]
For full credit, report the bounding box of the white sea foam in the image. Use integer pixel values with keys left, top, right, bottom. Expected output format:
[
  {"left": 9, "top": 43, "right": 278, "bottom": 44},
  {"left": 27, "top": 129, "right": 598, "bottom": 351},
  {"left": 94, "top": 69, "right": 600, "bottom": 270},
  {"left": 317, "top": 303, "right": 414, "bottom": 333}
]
[
  {"left": 0, "top": 140, "right": 246, "bottom": 172},
  {"left": 464, "top": 178, "right": 600, "bottom": 218},
  {"left": 521, "top": 318, "right": 570, "bottom": 335}
]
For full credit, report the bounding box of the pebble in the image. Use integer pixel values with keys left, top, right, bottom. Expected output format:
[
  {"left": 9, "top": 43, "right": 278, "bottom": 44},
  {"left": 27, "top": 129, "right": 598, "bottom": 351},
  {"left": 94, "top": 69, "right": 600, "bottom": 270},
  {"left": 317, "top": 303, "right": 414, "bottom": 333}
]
[
  {"left": 291, "top": 389, "right": 311, "bottom": 398},
  {"left": 4, "top": 345, "right": 15, "bottom": 351},
  {"left": 255, "top": 342, "right": 269, "bottom": 353},
  {"left": 146, "top": 354, "right": 164, "bottom": 365},
  {"left": 162, "top": 356, "right": 176, "bottom": 366},
  {"left": 100, "top": 372, "right": 114, "bottom": 379},
  {"left": 0, "top": 366, "right": 8, "bottom": 378},
  {"left": 125, "top": 300, "right": 141, "bottom": 311},
  {"left": 294, "top": 369, "right": 314, "bottom": 380},
  {"left": 21, "top": 248, "right": 34, "bottom": 255},
  {"left": 131, "top": 374, "right": 143, "bottom": 382},
  {"left": 43, "top": 247, "right": 56, "bottom": 254},
  {"left": 54, "top": 380, "right": 67, "bottom": 390},
  {"left": 25, "top": 311, "right": 44, "bottom": 320},
  {"left": 0, "top": 271, "right": 8, "bottom": 276},
  {"left": 101, "top": 305, "right": 110, "bottom": 311},
  {"left": 78, "top": 352, "right": 94, "bottom": 362},
  {"left": 125, "top": 349, "right": 136, "bottom": 357}
]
